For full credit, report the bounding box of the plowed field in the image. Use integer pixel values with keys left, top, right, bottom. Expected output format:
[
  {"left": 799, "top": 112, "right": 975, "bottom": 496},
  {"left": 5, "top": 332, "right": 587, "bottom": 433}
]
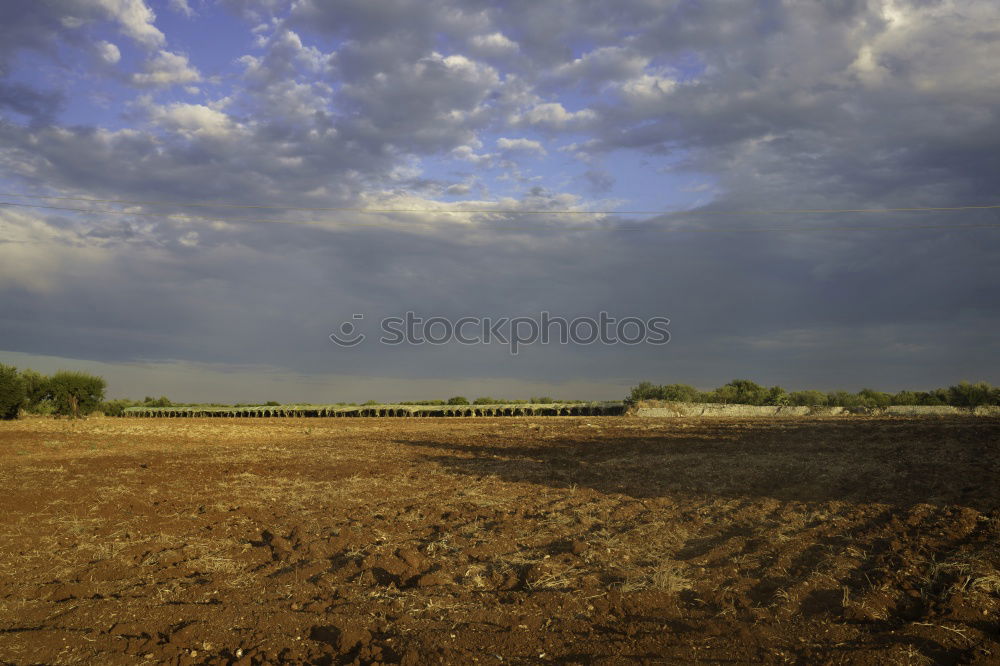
[{"left": 1, "top": 417, "right": 998, "bottom": 664}]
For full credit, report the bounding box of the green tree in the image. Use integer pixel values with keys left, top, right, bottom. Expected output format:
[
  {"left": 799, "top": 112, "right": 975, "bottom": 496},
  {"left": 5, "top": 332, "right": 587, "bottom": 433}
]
[
  {"left": 46, "top": 371, "right": 106, "bottom": 417},
  {"left": 0, "top": 364, "right": 26, "bottom": 420},
  {"left": 19, "top": 369, "right": 48, "bottom": 410},
  {"left": 948, "top": 381, "right": 994, "bottom": 409},
  {"left": 857, "top": 388, "right": 891, "bottom": 409},
  {"left": 764, "top": 386, "right": 790, "bottom": 406},
  {"left": 788, "top": 390, "right": 828, "bottom": 407},
  {"left": 447, "top": 396, "right": 470, "bottom": 405},
  {"left": 826, "top": 391, "right": 862, "bottom": 408},
  {"left": 627, "top": 381, "right": 662, "bottom": 403},
  {"left": 715, "top": 379, "right": 769, "bottom": 405},
  {"left": 659, "top": 384, "right": 701, "bottom": 402},
  {"left": 915, "top": 389, "right": 949, "bottom": 406}
]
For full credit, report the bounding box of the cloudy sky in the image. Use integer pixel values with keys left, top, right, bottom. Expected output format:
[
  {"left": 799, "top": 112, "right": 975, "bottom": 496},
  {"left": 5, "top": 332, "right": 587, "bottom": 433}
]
[{"left": 1, "top": 0, "right": 998, "bottom": 402}]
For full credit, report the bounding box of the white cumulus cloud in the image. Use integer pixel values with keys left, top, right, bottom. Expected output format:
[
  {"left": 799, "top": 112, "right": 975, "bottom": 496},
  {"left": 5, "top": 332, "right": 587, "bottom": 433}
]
[
  {"left": 97, "top": 40, "right": 121, "bottom": 64},
  {"left": 469, "top": 32, "right": 519, "bottom": 57},
  {"left": 148, "top": 102, "right": 237, "bottom": 138},
  {"left": 95, "top": 0, "right": 165, "bottom": 48},
  {"left": 516, "top": 102, "right": 596, "bottom": 131},
  {"left": 131, "top": 50, "right": 201, "bottom": 86},
  {"left": 497, "top": 137, "right": 547, "bottom": 155}
]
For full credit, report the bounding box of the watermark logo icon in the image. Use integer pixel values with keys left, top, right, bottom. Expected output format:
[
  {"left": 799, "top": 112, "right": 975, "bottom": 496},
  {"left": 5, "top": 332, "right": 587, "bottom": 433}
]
[{"left": 328, "top": 313, "right": 366, "bottom": 347}]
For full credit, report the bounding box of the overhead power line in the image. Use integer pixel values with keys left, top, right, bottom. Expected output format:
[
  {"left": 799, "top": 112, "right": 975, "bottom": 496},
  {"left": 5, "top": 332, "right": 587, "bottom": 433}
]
[
  {"left": 1, "top": 191, "right": 999, "bottom": 216},
  {"left": 1, "top": 200, "right": 999, "bottom": 234}
]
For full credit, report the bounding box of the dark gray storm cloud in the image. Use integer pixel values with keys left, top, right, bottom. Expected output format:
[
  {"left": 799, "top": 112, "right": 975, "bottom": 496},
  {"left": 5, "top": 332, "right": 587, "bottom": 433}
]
[{"left": 1, "top": 0, "right": 997, "bottom": 399}]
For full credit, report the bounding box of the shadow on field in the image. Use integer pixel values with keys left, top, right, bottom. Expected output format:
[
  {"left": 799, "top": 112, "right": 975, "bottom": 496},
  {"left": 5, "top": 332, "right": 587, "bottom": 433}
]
[{"left": 399, "top": 418, "right": 1000, "bottom": 511}]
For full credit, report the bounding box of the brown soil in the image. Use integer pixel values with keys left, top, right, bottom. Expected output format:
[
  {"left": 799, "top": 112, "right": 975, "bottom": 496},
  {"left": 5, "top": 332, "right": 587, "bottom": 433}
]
[{"left": 1, "top": 416, "right": 998, "bottom": 665}]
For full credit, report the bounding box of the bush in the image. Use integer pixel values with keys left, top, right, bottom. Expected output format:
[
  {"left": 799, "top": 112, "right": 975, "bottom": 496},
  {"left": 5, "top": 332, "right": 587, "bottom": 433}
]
[
  {"left": 857, "top": 388, "right": 892, "bottom": 409},
  {"left": 530, "top": 396, "right": 554, "bottom": 404},
  {"left": 826, "top": 391, "right": 861, "bottom": 408},
  {"left": 662, "top": 384, "right": 701, "bottom": 402},
  {"left": 474, "top": 397, "right": 501, "bottom": 405},
  {"left": 627, "top": 382, "right": 661, "bottom": 403},
  {"left": 100, "top": 399, "right": 136, "bottom": 417},
  {"left": 948, "top": 381, "right": 995, "bottom": 409},
  {"left": 447, "top": 396, "right": 469, "bottom": 405},
  {"left": 627, "top": 382, "right": 701, "bottom": 404},
  {"left": 922, "top": 389, "right": 950, "bottom": 405},
  {"left": 788, "top": 390, "right": 828, "bottom": 407},
  {"left": 0, "top": 364, "right": 26, "bottom": 420},
  {"left": 764, "top": 386, "right": 790, "bottom": 406},
  {"left": 19, "top": 369, "right": 48, "bottom": 410},
  {"left": 627, "top": 380, "right": 1000, "bottom": 410},
  {"left": 47, "top": 371, "right": 106, "bottom": 417},
  {"left": 709, "top": 379, "right": 769, "bottom": 405}
]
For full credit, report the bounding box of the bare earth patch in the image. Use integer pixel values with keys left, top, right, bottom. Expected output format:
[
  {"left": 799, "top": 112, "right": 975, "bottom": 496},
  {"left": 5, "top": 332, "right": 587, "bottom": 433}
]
[{"left": 0, "top": 416, "right": 998, "bottom": 664}]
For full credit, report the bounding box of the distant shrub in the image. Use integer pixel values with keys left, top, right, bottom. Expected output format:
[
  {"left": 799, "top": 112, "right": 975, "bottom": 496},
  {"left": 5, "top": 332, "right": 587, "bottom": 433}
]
[
  {"left": 857, "top": 388, "right": 892, "bottom": 409},
  {"left": 921, "top": 389, "right": 950, "bottom": 405},
  {"left": 447, "top": 396, "right": 469, "bottom": 405},
  {"left": 100, "top": 399, "right": 136, "bottom": 417},
  {"left": 19, "top": 369, "right": 48, "bottom": 410},
  {"left": 788, "top": 390, "right": 828, "bottom": 407},
  {"left": 708, "top": 380, "right": 769, "bottom": 406},
  {"left": 265, "top": 401, "right": 281, "bottom": 406},
  {"left": 0, "top": 364, "right": 26, "bottom": 420},
  {"left": 948, "top": 381, "right": 995, "bottom": 409},
  {"left": 530, "top": 396, "right": 554, "bottom": 404},
  {"left": 627, "top": 382, "right": 702, "bottom": 404},
  {"left": 660, "top": 384, "right": 701, "bottom": 402},
  {"left": 29, "top": 400, "right": 57, "bottom": 416},
  {"left": 474, "top": 397, "right": 502, "bottom": 405},
  {"left": 47, "top": 371, "right": 106, "bottom": 417},
  {"left": 764, "top": 386, "right": 790, "bottom": 406},
  {"left": 627, "top": 380, "right": 999, "bottom": 410},
  {"left": 825, "top": 391, "right": 861, "bottom": 408},
  {"left": 143, "top": 396, "right": 172, "bottom": 407},
  {"left": 627, "top": 381, "right": 661, "bottom": 403}
]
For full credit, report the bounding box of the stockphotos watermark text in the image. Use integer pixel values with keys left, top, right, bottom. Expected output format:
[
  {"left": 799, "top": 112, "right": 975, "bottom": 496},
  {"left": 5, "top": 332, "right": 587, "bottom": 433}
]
[{"left": 329, "top": 312, "right": 670, "bottom": 355}]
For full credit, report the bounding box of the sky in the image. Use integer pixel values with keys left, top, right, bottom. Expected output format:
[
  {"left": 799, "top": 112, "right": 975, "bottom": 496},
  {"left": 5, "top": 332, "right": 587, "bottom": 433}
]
[{"left": 0, "top": 0, "right": 998, "bottom": 403}]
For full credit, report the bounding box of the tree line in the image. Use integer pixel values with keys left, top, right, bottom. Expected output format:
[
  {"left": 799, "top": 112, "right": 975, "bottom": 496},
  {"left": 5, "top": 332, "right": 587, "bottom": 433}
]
[
  {"left": 626, "top": 379, "right": 1000, "bottom": 409},
  {"left": 0, "top": 362, "right": 591, "bottom": 420},
  {"left": 5, "top": 362, "right": 995, "bottom": 420},
  {"left": 0, "top": 365, "right": 107, "bottom": 419}
]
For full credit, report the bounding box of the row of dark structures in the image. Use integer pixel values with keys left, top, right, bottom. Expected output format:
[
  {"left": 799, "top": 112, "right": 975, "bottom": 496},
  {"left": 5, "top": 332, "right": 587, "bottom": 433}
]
[{"left": 123, "top": 402, "right": 626, "bottom": 418}]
